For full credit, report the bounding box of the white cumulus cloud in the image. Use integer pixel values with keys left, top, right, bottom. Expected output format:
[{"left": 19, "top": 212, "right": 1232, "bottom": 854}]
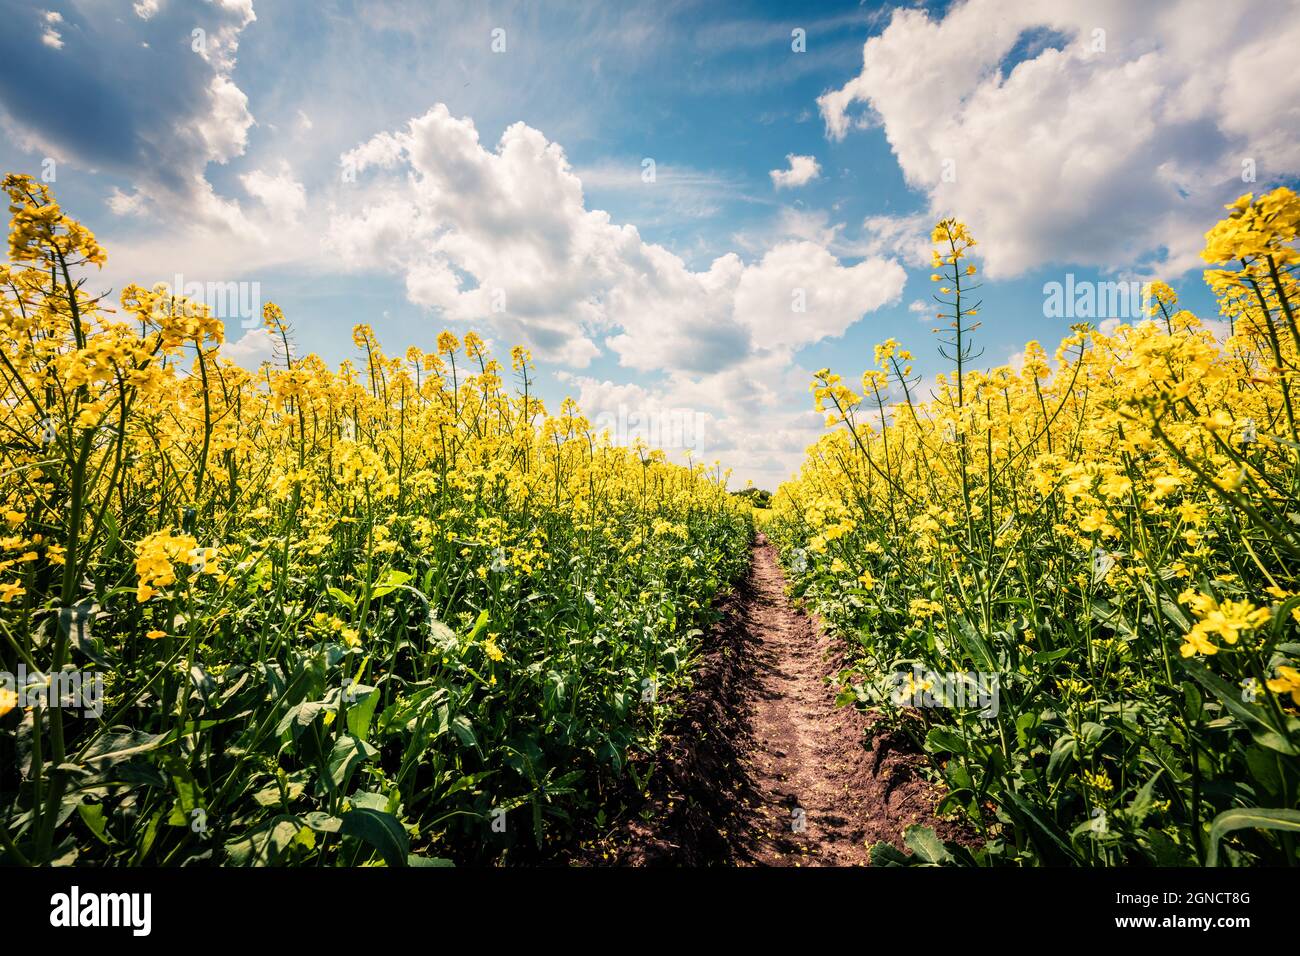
[
  {"left": 221, "top": 328, "right": 277, "bottom": 370},
  {"left": 0, "top": 0, "right": 258, "bottom": 228},
  {"left": 769, "top": 153, "right": 821, "bottom": 189},
  {"left": 326, "top": 104, "right": 904, "bottom": 372},
  {"left": 818, "top": 0, "right": 1300, "bottom": 278},
  {"left": 241, "top": 163, "right": 306, "bottom": 222}
]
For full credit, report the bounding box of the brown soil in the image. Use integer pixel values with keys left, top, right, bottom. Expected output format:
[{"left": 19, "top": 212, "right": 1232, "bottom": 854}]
[{"left": 573, "top": 533, "right": 965, "bottom": 866}]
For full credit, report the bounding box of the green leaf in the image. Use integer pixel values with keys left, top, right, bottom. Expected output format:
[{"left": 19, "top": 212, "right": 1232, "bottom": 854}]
[
  {"left": 1158, "top": 596, "right": 1193, "bottom": 631},
  {"left": 467, "top": 609, "right": 491, "bottom": 642},
  {"left": 165, "top": 764, "right": 203, "bottom": 826},
  {"left": 225, "top": 818, "right": 302, "bottom": 866},
  {"left": 1089, "top": 597, "right": 1135, "bottom": 636},
  {"left": 944, "top": 760, "right": 973, "bottom": 792},
  {"left": 328, "top": 734, "right": 379, "bottom": 789},
  {"left": 444, "top": 771, "right": 494, "bottom": 797},
  {"left": 301, "top": 812, "right": 342, "bottom": 833},
  {"left": 428, "top": 617, "right": 456, "bottom": 649},
  {"left": 1245, "top": 747, "right": 1283, "bottom": 799},
  {"left": 102, "top": 510, "right": 120, "bottom": 563},
  {"left": 903, "top": 825, "right": 954, "bottom": 864},
  {"left": 253, "top": 776, "right": 305, "bottom": 807},
  {"left": 276, "top": 700, "right": 331, "bottom": 740},
  {"left": 369, "top": 569, "right": 412, "bottom": 600},
  {"left": 955, "top": 618, "right": 998, "bottom": 672},
  {"left": 1047, "top": 734, "right": 1076, "bottom": 782},
  {"left": 350, "top": 790, "right": 391, "bottom": 813},
  {"left": 1079, "top": 721, "right": 1107, "bottom": 745},
  {"left": 376, "top": 685, "right": 449, "bottom": 736},
  {"left": 924, "top": 726, "right": 967, "bottom": 756},
  {"left": 1013, "top": 711, "right": 1039, "bottom": 749},
  {"left": 80, "top": 727, "right": 166, "bottom": 769},
  {"left": 138, "top": 808, "right": 163, "bottom": 860},
  {"left": 1181, "top": 659, "right": 1297, "bottom": 755},
  {"left": 340, "top": 807, "right": 409, "bottom": 867},
  {"left": 1206, "top": 808, "right": 1300, "bottom": 866},
  {"left": 1141, "top": 827, "right": 1191, "bottom": 866},
  {"left": 78, "top": 803, "right": 114, "bottom": 845},
  {"left": 1272, "top": 596, "right": 1300, "bottom": 637},
  {"left": 1124, "top": 771, "right": 1162, "bottom": 827},
  {"left": 451, "top": 714, "right": 477, "bottom": 750},
  {"left": 869, "top": 841, "right": 913, "bottom": 866},
  {"left": 345, "top": 685, "right": 380, "bottom": 741},
  {"left": 327, "top": 587, "right": 356, "bottom": 609},
  {"left": 998, "top": 790, "right": 1081, "bottom": 864}
]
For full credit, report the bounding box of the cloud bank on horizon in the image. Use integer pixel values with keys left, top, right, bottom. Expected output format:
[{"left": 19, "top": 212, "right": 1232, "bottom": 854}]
[{"left": 0, "top": 0, "right": 1296, "bottom": 490}]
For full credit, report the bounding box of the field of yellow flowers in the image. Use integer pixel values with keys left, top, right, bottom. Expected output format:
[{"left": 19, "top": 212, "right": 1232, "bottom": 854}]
[
  {"left": 0, "top": 174, "right": 749, "bottom": 866},
  {"left": 5, "top": 165, "right": 1298, "bottom": 870},
  {"left": 770, "top": 190, "right": 1300, "bottom": 865}
]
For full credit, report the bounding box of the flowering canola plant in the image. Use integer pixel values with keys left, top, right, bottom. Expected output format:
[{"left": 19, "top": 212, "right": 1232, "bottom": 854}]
[
  {"left": 0, "top": 174, "right": 749, "bottom": 866},
  {"left": 771, "top": 193, "right": 1300, "bottom": 866}
]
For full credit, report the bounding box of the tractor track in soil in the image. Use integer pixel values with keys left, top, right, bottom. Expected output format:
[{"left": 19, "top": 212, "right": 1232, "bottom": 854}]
[{"left": 571, "top": 533, "right": 966, "bottom": 866}]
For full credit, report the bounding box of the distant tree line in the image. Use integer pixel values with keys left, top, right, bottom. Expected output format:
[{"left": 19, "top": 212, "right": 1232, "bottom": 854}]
[{"left": 732, "top": 487, "right": 772, "bottom": 508}]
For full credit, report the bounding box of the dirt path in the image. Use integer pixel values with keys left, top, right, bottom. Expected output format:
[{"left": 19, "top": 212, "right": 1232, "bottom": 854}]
[
  {"left": 731, "top": 535, "right": 881, "bottom": 864},
  {"left": 575, "top": 534, "right": 960, "bottom": 866}
]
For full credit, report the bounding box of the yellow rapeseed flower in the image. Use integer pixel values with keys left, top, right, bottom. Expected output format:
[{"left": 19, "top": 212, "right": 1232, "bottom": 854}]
[{"left": 1266, "top": 666, "right": 1300, "bottom": 706}]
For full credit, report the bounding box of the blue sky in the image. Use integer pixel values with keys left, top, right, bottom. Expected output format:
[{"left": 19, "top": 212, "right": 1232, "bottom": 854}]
[{"left": 1, "top": 0, "right": 1296, "bottom": 488}]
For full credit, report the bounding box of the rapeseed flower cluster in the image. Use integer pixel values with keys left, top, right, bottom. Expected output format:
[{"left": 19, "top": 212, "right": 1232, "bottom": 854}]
[
  {"left": 0, "top": 173, "right": 749, "bottom": 867},
  {"left": 772, "top": 189, "right": 1300, "bottom": 866}
]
